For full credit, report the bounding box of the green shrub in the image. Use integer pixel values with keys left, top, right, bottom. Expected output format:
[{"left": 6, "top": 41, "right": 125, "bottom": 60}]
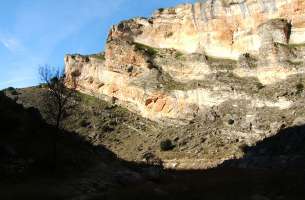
[
  {"left": 6, "top": 87, "right": 15, "bottom": 91},
  {"left": 239, "top": 143, "right": 248, "bottom": 152},
  {"left": 175, "top": 51, "right": 183, "bottom": 59},
  {"left": 256, "top": 82, "right": 265, "bottom": 90},
  {"left": 50, "top": 77, "right": 59, "bottom": 85},
  {"left": 39, "top": 83, "right": 48, "bottom": 88},
  {"left": 91, "top": 54, "right": 105, "bottom": 60},
  {"left": 134, "top": 42, "right": 158, "bottom": 57},
  {"left": 11, "top": 90, "right": 19, "bottom": 95},
  {"left": 296, "top": 83, "right": 304, "bottom": 94},
  {"left": 102, "top": 125, "right": 115, "bottom": 132},
  {"left": 160, "top": 139, "right": 174, "bottom": 151},
  {"left": 296, "top": 83, "right": 304, "bottom": 91},
  {"left": 79, "top": 119, "right": 90, "bottom": 127},
  {"left": 287, "top": 60, "right": 303, "bottom": 66},
  {"left": 4, "top": 87, "right": 18, "bottom": 95},
  {"left": 228, "top": 119, "right": 235, "bottom": 125}
]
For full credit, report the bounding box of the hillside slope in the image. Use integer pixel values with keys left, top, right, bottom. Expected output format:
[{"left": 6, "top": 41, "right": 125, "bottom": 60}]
[
  {"left": 63, "top": 0, "right": 305, "bottom": 170},
  {"left": 0, "top": 89, "right": 151, "bottom": 199},
  {"left": 2, "top": 87, "right": 305, "bottom": 199}
]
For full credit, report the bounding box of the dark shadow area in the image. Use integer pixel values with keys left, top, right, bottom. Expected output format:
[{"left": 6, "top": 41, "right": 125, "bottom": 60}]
[
  {"left": 0, "top": 90, "right": 114, "bottom": 175},
  {"left": 222, "top": 124, "right": 305, "bottom": 169},
  {"left": 1, "top": 90, "right": 305, "bottom": 200},
  {"left": 0, "top": 90, "right": 123, "bottom": 199}
]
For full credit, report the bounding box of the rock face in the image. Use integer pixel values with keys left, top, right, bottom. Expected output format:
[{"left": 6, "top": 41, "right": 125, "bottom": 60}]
[
  {"left": 65, "top": 0, "right": 305, "bottom": 125},
  {"left": 108, "top": 0, "right": 305, "bottom": 58}
]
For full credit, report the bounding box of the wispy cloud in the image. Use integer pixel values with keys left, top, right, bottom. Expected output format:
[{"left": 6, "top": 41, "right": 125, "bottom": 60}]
[
  {"left": 0, "top": 0, "right": 126, "bottom": 89},
  {"left": 0, "top": 35, "right": 24, "bottom": 53},
  {"left": 0, "top": 0, "right": 189, "bottom": 89}
]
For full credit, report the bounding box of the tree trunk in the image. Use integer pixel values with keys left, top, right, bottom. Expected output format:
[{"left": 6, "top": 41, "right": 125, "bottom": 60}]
[{"left": 53, "top": 110, "right": 61, "bottom": 172}]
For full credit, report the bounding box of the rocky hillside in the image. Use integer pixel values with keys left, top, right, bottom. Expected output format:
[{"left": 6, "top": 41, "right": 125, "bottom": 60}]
[
  {"left": 2, "top": 87, "right": 305, "bottom": 199},
  {"left": 64, "top": 0, "right": 305, "bottom": 169}
]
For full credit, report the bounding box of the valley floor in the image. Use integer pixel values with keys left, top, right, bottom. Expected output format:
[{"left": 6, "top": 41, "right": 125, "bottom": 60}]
[{"left": 1, "top": 167, "right": 304, "bottom": 200}]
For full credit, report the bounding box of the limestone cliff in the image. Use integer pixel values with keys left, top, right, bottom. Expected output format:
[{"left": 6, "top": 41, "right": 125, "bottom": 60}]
[
  {"left": 65, "top": 0, "right": 305, "bottom": 123},
  {"left": 109, "top": 0, "right": 305, "bottom": 58},
  {"left": 64, "top": 0, "right": 305, "bottom": 169}
]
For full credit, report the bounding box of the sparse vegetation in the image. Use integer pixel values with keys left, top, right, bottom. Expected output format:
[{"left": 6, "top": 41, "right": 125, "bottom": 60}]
[
  {"left": 206, "top": 55, "right": 237, "bottom": 70},
  {"left": 4, "top": 87, "right": 18, "bottom": 95},
  {"left": 165, "top": 32, "right": 174, "bottom": 38},
  {"left": 91, "top": 53, "right": 105, "bottom": 61},
  {"left": 275, "top": 42, "right": 305, "bottom": 49},
  {"left": 206, "top": 56, "right": 235, "bottom": 63},
  {"left": 286, "top": 59, "right": 303, "bottom": 66},
  {"left": 5, "top": 87, "right": 15, "bottom": 91},
  {"left": 168, "top": 8, "right": 176, "bottom": 14},
  {"left": 219, "top": 0, "right": 240, "bottom": 7},
  {"left": 228, "top": 119, "right": 235, "bottom": 125},
  {"left": 158, "top": 8, "right": 164, "bottom": 12},
  {"left": 161, "top": 77, "right": 187, "bottom": 91},
  {"left": 38, "top": 83, "right": 48, "bottom": 88},
  {"left": 256, "top": 82, "right": 265, "bottom": 90},
  {"left": 160, "top": 139, "right": 174, "bottom": 151},
  {"left": 0, "top": 90, "right": 117, "bottom": 188},
  {"left": 39, "top": 65, "right": 78, "bottom": 129},
  {"left": 2, "top": 82, "right": 305, "bottom": 199},
  {"left": 134, "top": 42, "right": 158, "bottom": 57},
  {"left": 296, "top": 83, "right": 304, "bottom": 94},
  {"left": 175, "top": 51, "right": 184, "bottom": 59},
  {"left": 241, "top": 53, "right": 258, "bottom": 68},
  {"left": 159, "top": 72, "right": 208, "bottom": 92},
  {"left": 10, "top": 90, "right": 18, "bottom": 95},
  {"left": 38, "top": 65, "right": 79, "bottom": 170},
  {"left": 79, "top": 119, "right": 90, "bottom": 127},
  {"left": 286, "top": 43, "right": 305, "bottom": 48}
]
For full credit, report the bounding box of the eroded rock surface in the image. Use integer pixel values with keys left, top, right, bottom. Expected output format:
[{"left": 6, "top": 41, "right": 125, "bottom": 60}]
[
  {"left": 64, "top": 0, "right": 305, "bottom": 168},
  {"left": 65, "top": 0, "right": 305, "bottom": 124}
]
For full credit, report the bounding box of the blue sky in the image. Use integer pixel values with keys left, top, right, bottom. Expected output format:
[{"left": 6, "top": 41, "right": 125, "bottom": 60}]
[{"left": 0, "top": 0, "right": 195, "bottom": 89}]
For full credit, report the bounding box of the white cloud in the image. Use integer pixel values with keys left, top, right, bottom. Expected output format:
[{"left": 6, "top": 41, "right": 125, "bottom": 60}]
[
  {"left": 0, "top": 35, "right": 26, "bottom": 54},
  {"left": 0, "top": 0, "right": 128, "bottom": 89}
]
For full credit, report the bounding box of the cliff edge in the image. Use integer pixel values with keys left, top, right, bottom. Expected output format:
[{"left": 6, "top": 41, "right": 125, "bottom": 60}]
[
  {"left": 65, "top": 0, "right": 305, "bottom": 124},
  {"left": 63, "top": 0, "right": 305, "bottom": 169}
]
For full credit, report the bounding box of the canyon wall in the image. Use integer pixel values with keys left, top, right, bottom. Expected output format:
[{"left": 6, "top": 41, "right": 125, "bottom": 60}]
[
  {"left": 65, "top": 0, "right": 305, "bottom": 125},
  {"left": 108, "top": 0, "right": 305, "bottom": 59}
]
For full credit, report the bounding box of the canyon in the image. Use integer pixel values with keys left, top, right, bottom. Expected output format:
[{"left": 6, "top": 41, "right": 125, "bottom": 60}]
[{"left": 3, "top": 1, "right": 305, "bottom": 199}]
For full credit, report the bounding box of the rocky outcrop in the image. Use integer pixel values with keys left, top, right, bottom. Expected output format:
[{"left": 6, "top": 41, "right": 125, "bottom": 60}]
[
  {"left": 108, "top": 0, "right": 305, "bottom": 58},
  {"left": 64, "top": 1, "right": 305, "bottom": 170},
  {"left": 65, "top": 0, "right": 305, "bottom": 125}
]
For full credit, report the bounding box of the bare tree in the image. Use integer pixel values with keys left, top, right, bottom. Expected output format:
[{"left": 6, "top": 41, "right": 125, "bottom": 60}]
[
  {"left": 38, "top": 65, "right": 78, "bottom": 170},
  {"left": 39, "top": 65, "right": 78, "bottom": 130}
]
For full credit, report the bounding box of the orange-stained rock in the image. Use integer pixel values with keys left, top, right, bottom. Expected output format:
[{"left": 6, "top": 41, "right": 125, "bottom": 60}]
[
  {"left": 65, "top": 0, "right": 304, "bottom": 124},
  {"left": 153, "top": 98, "right": 167, "bottom": 112}
]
